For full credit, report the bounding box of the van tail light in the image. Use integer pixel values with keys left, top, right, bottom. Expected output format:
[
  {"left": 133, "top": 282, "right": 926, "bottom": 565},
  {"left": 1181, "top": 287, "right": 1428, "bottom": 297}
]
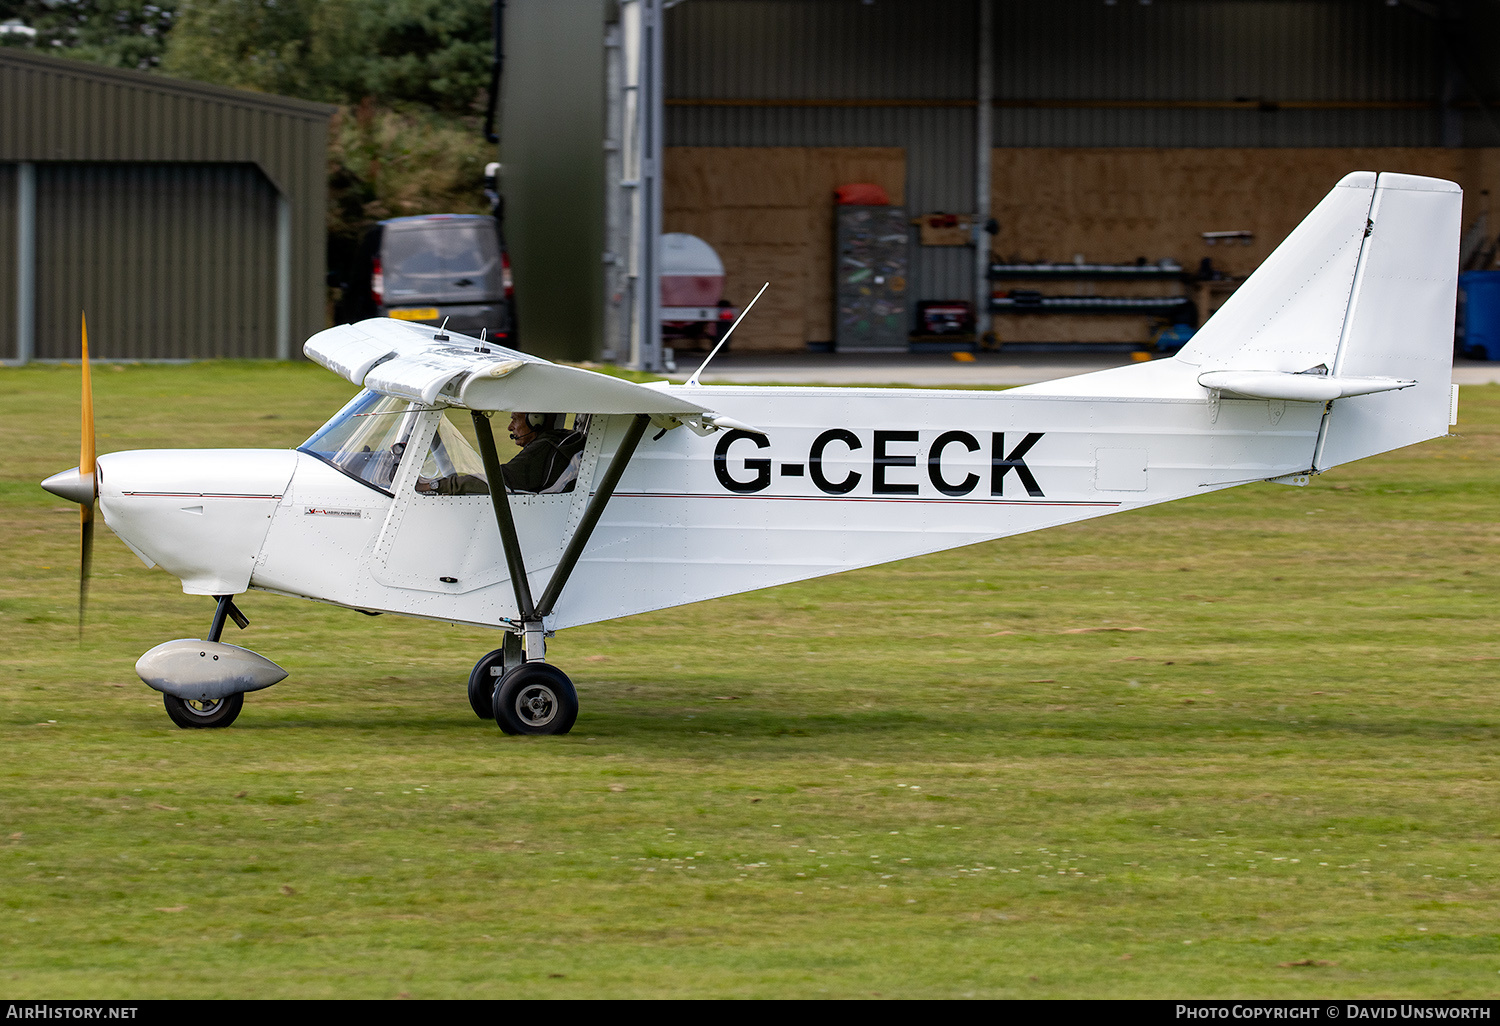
[
  {"left": 718, "top": 307, "right": 736, "bottom": 321},
  {"left": 371, "top": 257, "right": 384, "bottom": 306},
  {"left": 502, "top": 251, "right": 513, "bottom": 300}
]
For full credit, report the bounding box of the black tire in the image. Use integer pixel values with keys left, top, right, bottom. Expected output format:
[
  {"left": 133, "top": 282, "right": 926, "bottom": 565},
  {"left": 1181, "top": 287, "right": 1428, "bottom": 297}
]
[
  {"left": 162, "top": 692, "right": 244, "bottom": 729},
  {"left": 467, "top": 648, "right": 512, "bottom": 719},
  {"left": 492, "top": 663, "right": 578, "bottom": 736}
]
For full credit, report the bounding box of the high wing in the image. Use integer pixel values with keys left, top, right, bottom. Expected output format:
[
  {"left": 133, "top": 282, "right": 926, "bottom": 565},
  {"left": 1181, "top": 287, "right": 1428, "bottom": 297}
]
[{"left": 305, "top": 317, "right": 755, "bottom": 429}]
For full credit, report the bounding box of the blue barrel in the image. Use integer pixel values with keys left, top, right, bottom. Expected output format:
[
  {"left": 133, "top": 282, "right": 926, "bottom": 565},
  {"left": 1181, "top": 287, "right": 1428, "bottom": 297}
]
[{"left": 1459, "top": 270, "right": 1500, "bottom": 360}]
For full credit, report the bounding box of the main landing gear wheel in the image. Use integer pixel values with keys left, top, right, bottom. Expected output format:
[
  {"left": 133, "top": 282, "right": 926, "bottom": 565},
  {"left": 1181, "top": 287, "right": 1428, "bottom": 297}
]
[
  {"left": 162, "top": 692, "right": 244, "bottom": 729},
  {"left": 468, "top": 649, "right": 506, "bottom": 719},
  {"left": 492, "top": 663, "right": 578, "bottom": 736},
  {"left": 468, "top": 638, "right": 524, "bottom": 720}
]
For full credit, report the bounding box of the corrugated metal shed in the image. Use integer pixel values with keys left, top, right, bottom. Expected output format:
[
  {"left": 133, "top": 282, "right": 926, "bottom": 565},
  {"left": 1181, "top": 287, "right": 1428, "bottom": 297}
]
[
  {"left": 665, "top": 1, "right": 1447, "bottom": 137},
  {"left": 994, "top": 1, "right": 1438, "bottom": 107},
  {"left": 1, "top": 49, "right": 334, "bottom": 361},
  {"left": 991, "top": 0, "right": 1444, "bottom": 148},
  {"left": 663, "top": 0, "right": 1462, "bottom": 323},
  {"left": 0, "top": 164, "right": 14, "bottom": 351}
]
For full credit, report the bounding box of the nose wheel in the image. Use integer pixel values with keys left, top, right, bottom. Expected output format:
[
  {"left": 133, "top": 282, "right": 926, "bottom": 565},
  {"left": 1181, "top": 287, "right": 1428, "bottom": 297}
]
[
  {"left": 491, "top": 663, "right": 578, "bottom": 735},
  {"left": 149, "top": 596, "right": 269, "bottom": 730},
  {"left": 162, "top": 692, "right": 243, "bottom": 729}
]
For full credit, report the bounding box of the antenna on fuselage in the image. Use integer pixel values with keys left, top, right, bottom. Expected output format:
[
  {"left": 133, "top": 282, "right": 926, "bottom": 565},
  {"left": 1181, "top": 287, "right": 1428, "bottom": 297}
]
[{"left": 685, "top": 281, "right": 769, "bottom": 387}]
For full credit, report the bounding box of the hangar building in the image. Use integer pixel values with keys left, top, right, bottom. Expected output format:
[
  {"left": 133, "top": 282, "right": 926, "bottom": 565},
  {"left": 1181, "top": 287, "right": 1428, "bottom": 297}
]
[
  {"left": 1, "top": 49, "right": 333, "bottom": 362},
  {"left": 506, "top": 0, "right": 1500, "bottom": 365},
  {"left": 658, "top": 0, "right": 1500, "bottom": 354}
]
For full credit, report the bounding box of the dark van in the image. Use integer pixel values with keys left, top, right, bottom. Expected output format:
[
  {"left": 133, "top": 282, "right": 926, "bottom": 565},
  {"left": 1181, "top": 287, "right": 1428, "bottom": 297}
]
[{"left": 335, "top": 214, "right": 514, "bottom": 341}]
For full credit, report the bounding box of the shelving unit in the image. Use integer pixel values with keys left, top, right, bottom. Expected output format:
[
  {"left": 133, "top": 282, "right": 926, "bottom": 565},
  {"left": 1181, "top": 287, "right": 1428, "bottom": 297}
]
[
  {"left": 988, "top": 261, "right": 1195, "bottom": 319},
  {"left": 988, "top": 261, "right": 1186, "bottom": 280}
]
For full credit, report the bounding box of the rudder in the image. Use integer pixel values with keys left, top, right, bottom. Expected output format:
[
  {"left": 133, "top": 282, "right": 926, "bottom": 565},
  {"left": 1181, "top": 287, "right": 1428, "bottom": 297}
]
[{"left": 1313, "top": 172, "right": 1460, "bottom": 470}]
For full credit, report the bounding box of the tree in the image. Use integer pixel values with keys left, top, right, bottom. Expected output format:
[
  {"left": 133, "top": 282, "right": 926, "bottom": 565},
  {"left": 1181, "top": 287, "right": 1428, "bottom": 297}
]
[
  {"left": 160, "top": 0, "right": 358, "bottom": 102},
  {"left": 0, "top": 0, "right": 180, "bottom": 71},
  {"left": 160, "top": 0, "right": 491, "bottom": 114},
  {"left": 356, "top": 0, "right": 492, "bottom": 116}
]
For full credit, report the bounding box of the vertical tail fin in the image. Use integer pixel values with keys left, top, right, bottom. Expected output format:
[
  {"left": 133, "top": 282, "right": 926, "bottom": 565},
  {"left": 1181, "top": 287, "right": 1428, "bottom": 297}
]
[
  {"left": 1176, "top": 171, "right": 1378, "bottom": 377},
  {"left": 1177, "top": 171, "right": 1460, "bottom": 470}
]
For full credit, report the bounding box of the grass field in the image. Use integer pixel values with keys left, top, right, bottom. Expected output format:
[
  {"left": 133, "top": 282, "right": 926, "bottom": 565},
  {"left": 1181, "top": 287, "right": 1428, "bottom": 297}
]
[{"left": 2, "top": 361, "right": 1499, "bottom": 999}]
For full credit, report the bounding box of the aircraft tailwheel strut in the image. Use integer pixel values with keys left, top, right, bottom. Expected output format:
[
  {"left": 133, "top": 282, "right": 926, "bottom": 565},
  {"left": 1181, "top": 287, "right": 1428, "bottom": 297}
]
[{"left": 469, "top": 412, "right": 651, "bottom": 736}]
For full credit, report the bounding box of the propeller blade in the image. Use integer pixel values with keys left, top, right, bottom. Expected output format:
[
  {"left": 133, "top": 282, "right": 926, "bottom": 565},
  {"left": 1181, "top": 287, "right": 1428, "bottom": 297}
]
[
  {"left": 78, "top": 313, "right": 96, "bottom": 640},
  {"left": 80, "top": 502, "right": 93, "bottom": 640},
  {"left": 81, "top": 313, "right": 95, "bottom": 478}
]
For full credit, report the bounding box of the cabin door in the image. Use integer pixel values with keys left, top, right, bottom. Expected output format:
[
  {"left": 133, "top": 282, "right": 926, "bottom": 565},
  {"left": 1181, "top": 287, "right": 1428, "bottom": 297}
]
[{"left": 369, "top": 410, "right": 601, "bottom": 598}]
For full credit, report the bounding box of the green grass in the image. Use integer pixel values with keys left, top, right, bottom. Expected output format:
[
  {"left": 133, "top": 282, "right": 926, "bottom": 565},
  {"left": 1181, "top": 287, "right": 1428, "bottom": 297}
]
[{"left": 3, "top": 361, "right": 1500, "bottom": 998}]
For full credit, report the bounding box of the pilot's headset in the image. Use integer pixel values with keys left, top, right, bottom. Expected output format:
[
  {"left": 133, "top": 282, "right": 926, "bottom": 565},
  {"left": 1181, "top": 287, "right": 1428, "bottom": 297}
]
[{"left": 526, "top": 413, "right": 563, "bottom": 432}]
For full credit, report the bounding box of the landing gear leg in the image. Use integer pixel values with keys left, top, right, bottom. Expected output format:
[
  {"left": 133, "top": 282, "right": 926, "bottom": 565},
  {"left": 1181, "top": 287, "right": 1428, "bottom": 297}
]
[
  {"left": 206, "top": 594, "right": 249, "bottom": 643},
  {"left": 470, "top": 411, "right": 651, "bottom": 738},
  {"left": 467, "top": 631, "right": 523, "bottom": 719}
]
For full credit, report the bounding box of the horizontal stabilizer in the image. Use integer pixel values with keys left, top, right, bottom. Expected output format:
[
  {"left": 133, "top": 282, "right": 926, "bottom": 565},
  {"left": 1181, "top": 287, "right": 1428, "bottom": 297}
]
[{"left": 1196, "top": 370, "right": 1414, "bottom": 401}]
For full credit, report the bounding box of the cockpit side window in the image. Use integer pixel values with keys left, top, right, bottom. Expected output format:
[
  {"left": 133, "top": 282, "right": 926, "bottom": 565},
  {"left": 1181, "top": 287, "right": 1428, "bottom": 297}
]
[
  {"left": 414, "top": 410, "right": 591, "bottom": 496},
  {"left": 298, "top": 389, "right": 420, "bottom": 496}
]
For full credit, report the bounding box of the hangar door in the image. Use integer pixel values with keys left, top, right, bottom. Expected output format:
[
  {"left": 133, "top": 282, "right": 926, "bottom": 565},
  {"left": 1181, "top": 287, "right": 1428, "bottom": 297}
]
[{"left": 30, "top": 163, "right": 279, "bottom": 360}]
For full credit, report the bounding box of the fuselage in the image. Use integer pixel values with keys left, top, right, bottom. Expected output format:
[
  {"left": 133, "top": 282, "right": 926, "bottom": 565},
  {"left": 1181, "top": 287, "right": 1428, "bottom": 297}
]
[{"left": 92, "top": 368, "right": 1325, "bottom": 632}]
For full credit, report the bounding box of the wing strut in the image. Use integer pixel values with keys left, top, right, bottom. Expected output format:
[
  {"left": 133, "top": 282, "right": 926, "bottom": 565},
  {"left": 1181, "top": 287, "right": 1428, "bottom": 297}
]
[{"left": 471, "top": 412, "right": 651, "bottom": 660}]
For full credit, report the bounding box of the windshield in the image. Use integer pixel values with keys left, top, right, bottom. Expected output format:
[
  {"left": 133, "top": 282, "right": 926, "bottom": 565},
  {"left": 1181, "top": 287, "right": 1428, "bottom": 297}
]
[
  {"left": 299, "top": 390, "right": 420, "bottom": 495},
  {"left": 384, "top": 223, "right": 502, "bottom": 303}
]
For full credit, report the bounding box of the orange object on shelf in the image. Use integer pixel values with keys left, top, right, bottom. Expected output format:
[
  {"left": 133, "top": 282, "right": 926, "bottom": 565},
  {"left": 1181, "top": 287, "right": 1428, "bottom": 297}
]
[{"left": 835, "top": 183, "right": 890, "bottom": 206}]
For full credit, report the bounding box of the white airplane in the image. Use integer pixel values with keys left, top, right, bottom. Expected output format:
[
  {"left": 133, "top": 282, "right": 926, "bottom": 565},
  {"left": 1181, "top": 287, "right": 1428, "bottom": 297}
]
[{"left": 43, "top": 171, "right": 1461, "bottom": 735}]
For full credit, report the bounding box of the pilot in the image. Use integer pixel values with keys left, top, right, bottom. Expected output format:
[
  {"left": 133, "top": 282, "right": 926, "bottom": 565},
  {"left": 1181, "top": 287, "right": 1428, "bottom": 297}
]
[{"left": 502, "top": 412, "right": 582, "bottom": 493}]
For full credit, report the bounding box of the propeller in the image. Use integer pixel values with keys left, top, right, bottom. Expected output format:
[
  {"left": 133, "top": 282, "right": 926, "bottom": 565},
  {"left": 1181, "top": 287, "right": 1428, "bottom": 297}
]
[
  {"left": 79, "top": 313, "right": 96, "bottom": 639},
  {"left": 39, "top": 314, "right": 98, "bottom": 640}
]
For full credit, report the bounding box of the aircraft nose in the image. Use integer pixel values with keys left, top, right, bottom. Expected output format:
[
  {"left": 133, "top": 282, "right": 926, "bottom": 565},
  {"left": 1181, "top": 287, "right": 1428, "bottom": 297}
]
[{"left": 41, "top": 466, "right": 96, "bottom": 505}]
